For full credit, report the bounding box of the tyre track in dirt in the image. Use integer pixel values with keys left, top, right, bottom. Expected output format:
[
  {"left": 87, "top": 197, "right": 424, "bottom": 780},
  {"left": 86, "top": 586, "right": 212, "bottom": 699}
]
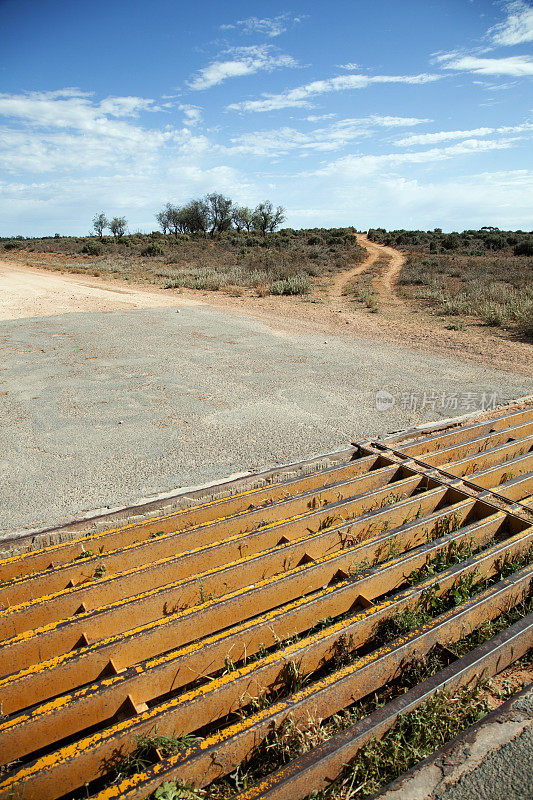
[{"left": 329, "top": 233, "right": 406, "bottom": 308}]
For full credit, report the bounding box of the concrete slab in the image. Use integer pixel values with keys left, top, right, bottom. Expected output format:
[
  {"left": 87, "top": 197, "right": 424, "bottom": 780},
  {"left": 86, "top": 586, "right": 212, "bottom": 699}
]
[{"left": 1, "top": 305, "right": 531, "bottom": 534}]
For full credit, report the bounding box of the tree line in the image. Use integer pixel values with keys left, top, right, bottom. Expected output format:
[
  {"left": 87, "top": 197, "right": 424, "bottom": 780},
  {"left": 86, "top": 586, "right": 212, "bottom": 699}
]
[
  {"left": 92, "top": 195, "right": 285, "bottom": 240},
  {"left": 156, "top": 195, "right": 285, "bottom": 237}
]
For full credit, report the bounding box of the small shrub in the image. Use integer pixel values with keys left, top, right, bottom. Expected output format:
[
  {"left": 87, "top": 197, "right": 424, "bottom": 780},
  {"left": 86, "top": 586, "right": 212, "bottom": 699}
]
[
  {"left": 516, "top": 306, "right": 533, "bottom": 339},
  {"left": 141, "top": 242, "right": 165, "bottom": 257},
  {"left": 514, "top": 240, "right": 533, "bottom": 256},
  {"left": 366, "top": 295, "right": 379, "bottom": 313},
  {"left": 222, "top": 285, "right": 244, "bottom": 297},
  {"left": 270, "top": 275, "right": 311, "bottom": 295},
  {"left": 80, "top": 241, "right": 102, "bottom": 256},
  {"left": 445, "top": 321, "right": 465, "bottom": 331},
  {"left": 480, "top": 303, "right": 505, "bottom": 327},
  {"left": 3, "top": 240, "right": 23, "bottom": 250}
]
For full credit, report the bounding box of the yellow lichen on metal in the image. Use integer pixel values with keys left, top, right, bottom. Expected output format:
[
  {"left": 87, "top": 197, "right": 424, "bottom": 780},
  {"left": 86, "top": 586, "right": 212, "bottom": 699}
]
[{"left": 0, "top": 407, "right": 532, "bottom": 800}]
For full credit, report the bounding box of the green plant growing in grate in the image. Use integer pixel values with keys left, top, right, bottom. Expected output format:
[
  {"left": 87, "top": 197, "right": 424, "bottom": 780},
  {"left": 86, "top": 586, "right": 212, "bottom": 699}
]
[
  {"left": 431, "top": 513, "right": 462, "bottom": 540},
  {"left": 318, "top": 513, "right": 344, "bottom": 531},
  {"left": 154, "top": 782, "right": 204, "bottom": 799},
  {"left": 198, "top": 580, "right": 214, "bottom": 604},
  {"left": 349, "top": 559, "right": 371, "bottom": 577},
  {"left": 315, "top": 683, "right": 491, "bottom": 799},
  {"left": 408, "top": 540, "right": 475, "bottom": 585},
  {"left": 93, "top": 564, "right": 107, "bottom": 579},
  {"left": 74, "top": 549, "right": 94, "bottom": 560},
  {"left": 109, "top": 732, "right": 202, "bottom": 786}
]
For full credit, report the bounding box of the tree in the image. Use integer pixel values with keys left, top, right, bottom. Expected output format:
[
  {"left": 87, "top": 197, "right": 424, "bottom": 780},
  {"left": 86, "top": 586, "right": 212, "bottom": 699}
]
[
  {"left": 158, "top": 203, "right": 183, "bottom": 237},
  {"left": 181, "top": 199, "right": 209, "bottom": 236},
  {"left": 156, "top": 207, "right": 171, "bottom": 235},
  {"left": 205, "top": 193, "right": 233, "bottom": 237},
  {"left": 171, "top": 204, "right": 186, "bottom": 237},
  {"left": 252, "top": 201, "right": 286, "bottom": 235},
  {"left": 109, "top": 217, "right": 127, "bottom": 239},
  {"left": 92, "top": 212, "right": 109, "bottom": 239},
  {"left": 232, "top": 206, "right": 254, "bottom": 232}
]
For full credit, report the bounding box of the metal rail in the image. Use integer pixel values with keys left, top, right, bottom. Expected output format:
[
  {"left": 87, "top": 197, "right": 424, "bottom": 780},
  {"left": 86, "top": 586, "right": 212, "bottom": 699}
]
[
  {"left": 0, "top": 500, "right": 507, "bottom": 712},
  {"left": 232, "top": 614, "right": 533, "bottom": 800},
  {"left": 0, "top": 407, "right": 531, "bottom": 800},
  {"left": 2, "top": 526, "right": 530, "bottom": 763},
  {"left": 85, "top": 570, "right": 533, "bottom": 800}
]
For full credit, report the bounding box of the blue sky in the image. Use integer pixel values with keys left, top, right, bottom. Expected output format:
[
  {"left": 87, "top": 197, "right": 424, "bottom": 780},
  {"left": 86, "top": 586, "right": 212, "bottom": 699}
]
[{"left": 0, "top": 0, "right": 532, "bottom": 235}]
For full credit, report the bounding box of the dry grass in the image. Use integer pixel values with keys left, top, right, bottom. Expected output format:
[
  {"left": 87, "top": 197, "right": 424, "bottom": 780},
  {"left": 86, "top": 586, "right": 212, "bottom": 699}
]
[
  {"left": 367, "top": 228, "right": 533, "bottom": 339},
  {"left": 398, "top": 253, "right": 533, "bottom": 335},
  {"left": 341, "top": 255, "right": 390, "bottom": 313},
  {"left": 1, "top": 229, "right": 365, "bottom": 297}
]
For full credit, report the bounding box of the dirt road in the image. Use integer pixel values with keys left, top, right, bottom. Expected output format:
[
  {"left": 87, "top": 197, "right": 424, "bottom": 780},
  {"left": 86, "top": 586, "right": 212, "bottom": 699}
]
[
  {"left": 361, "top": 234, "right": 406, "bottom": 305},
  {"left": 329, "top": 234, "right": 406, "bottom": 305},
  {"left": 0, "top": 260, "right": 195, "bottom": 320}
]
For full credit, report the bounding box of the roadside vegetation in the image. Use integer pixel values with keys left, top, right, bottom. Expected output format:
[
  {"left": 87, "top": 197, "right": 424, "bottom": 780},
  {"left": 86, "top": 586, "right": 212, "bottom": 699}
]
[
  {"left": 0, "top": 228, "right": 364, "bottom": 297},
  {"left": 369, "top": 227, "right": 533, "bottom": 338},
  {"left": 1, "top": 194, "right": 365, "bottom": 297}
]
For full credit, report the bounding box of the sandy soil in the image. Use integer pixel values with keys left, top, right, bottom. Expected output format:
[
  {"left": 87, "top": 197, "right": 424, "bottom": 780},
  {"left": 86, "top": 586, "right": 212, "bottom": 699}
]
[
  {"left": 0, "top": 259, "right": 199, "bottom": 320},
  {"left": 328, "top": 233, "right": 405, "bottom": 306},
  {"left": 481, "top": 662, "right": 533, "bottom": 710},
  {"left": 1, "top": 237, "right": 531, "bottom": 376},
  {"left": 365, "top": 236, "right": 406, "bottom": 307}
]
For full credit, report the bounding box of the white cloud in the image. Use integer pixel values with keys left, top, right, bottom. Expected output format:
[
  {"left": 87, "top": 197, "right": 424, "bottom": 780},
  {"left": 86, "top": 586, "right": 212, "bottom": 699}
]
[
  {"left": 0, "top": 89, "right": 161, "bottom": 132},
  {"left": 0, "top": 125, "right": 211, "bottom": 176},
  {"left": 0, "top": 89, "right": 257, "bottom": 235},
  {"left": 488, "top": 0, "right": 533, "bottom": 46},
  {"left": 178, "top": 104, "right": 202, "bottom": 126},
  {"left": 228, "top": 72, "right": 441, "bottom": 112},
  {"left": 368, "top": 115, "right": 431, "bottom": 127},
  {"left": 228, "top": 116, "right": 430, "bottom": 156},
  {"left": 97, "top": 96, "right": 160, "bottom": 117},
  {"left": 337, "top": 62, "right": 361, "bottom": 70},
  {"left": 0, "top": 89, "right": 210, "bottom": 176},
  {"left": 473, "top": 79, "right": 519, "bottom": 90},
  {"left": 396, "top": 122, "right": 533, "bottom": 146},
  {"left": 432, "top": 3, "right": 533, "bottom": 83},
  {"left": 306, "top": 113, "right": 337, "bottom": 122},
  {"left": 220, "top": 14, "right": 303, "bottom": 38},
  {"left": 227, "top": 115, "right": 430, "bottom": 156},
  {"left": 288, "top": 169, "right": 533, "bottom": 231},
  {"left": 312, "top": 138, "right": 522, "bottom": 181},
  {"left": 187, "top": 45, "right": 298, "bottom": 91},
  {"left": 438, "top": 53, "right": 533, "bottom": 76}
]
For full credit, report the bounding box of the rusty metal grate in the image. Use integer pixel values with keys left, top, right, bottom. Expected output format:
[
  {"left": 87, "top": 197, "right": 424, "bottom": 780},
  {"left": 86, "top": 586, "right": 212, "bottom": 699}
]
[{"left": 0, "top": 407, "right": 532, "bottom": 800}]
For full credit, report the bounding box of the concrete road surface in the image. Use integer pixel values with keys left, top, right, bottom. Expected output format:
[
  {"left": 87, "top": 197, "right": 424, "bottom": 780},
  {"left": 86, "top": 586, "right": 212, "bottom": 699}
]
[{"left": 1, "top": 305, "right": 531, "bottom": 534}]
